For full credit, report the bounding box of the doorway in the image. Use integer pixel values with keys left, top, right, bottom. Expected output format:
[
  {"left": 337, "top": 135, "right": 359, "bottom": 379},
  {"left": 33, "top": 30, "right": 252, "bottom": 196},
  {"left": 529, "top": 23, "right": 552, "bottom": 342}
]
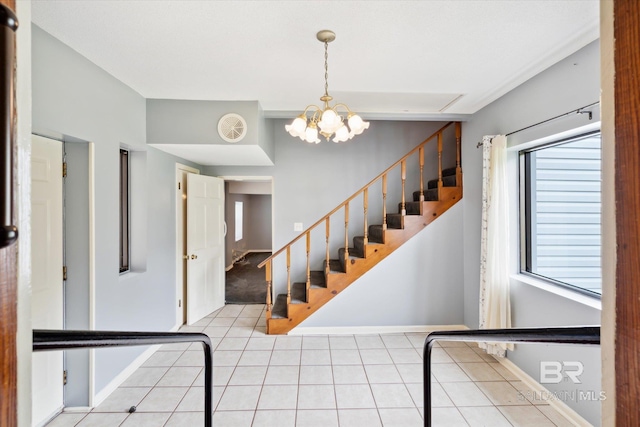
[{"left": 222, "top": 177, "right": 273, "bottom": 304}]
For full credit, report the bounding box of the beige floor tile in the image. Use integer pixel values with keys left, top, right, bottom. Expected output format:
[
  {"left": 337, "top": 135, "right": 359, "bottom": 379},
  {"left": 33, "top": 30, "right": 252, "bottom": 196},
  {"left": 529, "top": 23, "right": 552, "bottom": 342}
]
[
  {"left": 203, "top": 326, "right": 230, "bottom": 338},
  {"left": 396, "top": 363, "right": 424, "bottom": 384},
  {"left": 441, "top": 382, "right": 493, "bottom": 407},
  {"left": 274, "top": 336, "right": 302, "bottom": 350},
  {"left": 298, "top": 384, "right": 336, "bottom": 409},
  {"left": 217, "top": 305, "right": 244, "bottom": 317},
  {"left": 156, "top": 366, "right": 201, "bottom": 387},
  {"left": 217, "top": 385, "right": 261, "bottom": 411},
  {"left": 159, "top": 342, "right": 191, "bottom": 351},
  {"left": 536, "top": 404, "right": 576, "bottom": 427},
  {"left": 370, "top": 383, "right": 415, "bottom": 408},
  {"left": 142, "top": 351, "right": 182, "bottom": 367},
  {"left": 237, "top": 350, "right": 272, "bottom": 366},
  {"left": 44, "top": 413, "right": 88, "bottom": 427},
  {"left": 406, "top": 333, "right": 428, "bottom": 349},
  {"left": 429, "top": 382, "right": 456, "bottom": 407},
  {"left": 388, "top": 348, "right": 422, "bottom": 364},
  {"left": 135, "top": 387, "right": 188, "bottom": 412},
  {"left": 458, "top": 362, "right": 504, "bottom": 381},
  {"left": 359, "top": 349, "right": 393, "bottom": 365},
  {"left": 212, "top": 350, "right": 242, "bottom": 366},
  {"left": 208, "top": 317, "right": 235, "bottom": 327},
  {"left": 301, "top": 349, "right": 331, "bottom": 365},
  {"left": 264, "top": 365, "right": 300, "bottom": 385},
  {"left": 330, "top": 349, "right": 362, "bottom": 365},
  {"left": 430, "top": 407, "right": 469, "bottom": 426},
  {"left": 302, "top": 335, "right": 330, "bottom": 349},
  {"left": 257, "top": 385, "right": 298, "bottom": 410},
  {"left": 508, "top": 380, "right": 549, "bottom": 405},
  {"left": 233, "top": 317, "right": 259, "bottom": 327},
  {"left": 332, "top": 365, "right": 368, "bottom": 384},
  {"left": 217, "top": 337, "right": 249, "bottom": 351},
  {"left": 329, "top": 335, "right": 357, "bottom": 349},
  {"left": 269, "top": 350, "right": 301, "bottom": 365},
  {"left": 337, "top": 409, "right": 382, "bottom": 427},
  {"left": 252, "top": 410, "right": 296, "bottom": 427},
  {"left": 225, "top": 327, "right": 254, "bottom": 337},
  {"left": 432, "top": 363, "right": 472, "bottom": 382},
  {"left": 121, "top": 367, "right": 168, "bottom": 387},
  {"left": 173, "top": 351, "right": 205, "bottom": 367},
  {"left": 295, "top": 409, "right": 339, "bottom": 427},
  {"left": 93, "top": 387, "right": 150, "bottom": 412},
  {"left": 430, "top": 347, "right": 455, "bottom": 363},
  {"left": 335, "top": 384, "right": 376, "bottom": 409},
  {"left": 164, "top": 412, "right": 203, "bottom": 427},
  {"left": 476, "top": 381, "right": 526, "bottom": 406},
  {"left": 498, "top": 405, "right": 556, "bottom": 426},
  {"left": 245, "top": 336, "right": 276, "bottom": 351},
  {"left": 212, "top": 411, "right": 254, "bottom": 427},
  {"left": 444, "top": 347, "right": 485, "bottom": 363},
  {"left": 364, "top": 364, "right": 403, "bottom": 384},
  {"left": 491, "top": 363, "right": 521, "bottom": 381},
  {"left": 438, "top": 341, "right": 471, "bottom": 348},
  {"left": 381, "top": 334, "right": 413, "bottom": 349},
  {"left": 228, "top": 366, "right": 267, "bottom": 385},
  {"left": 75, "top": 413, "right": 128, "bottom": 427},
  {"left": 355, "top": 335, "right": 385, "bottom": 349},
  {"left": 378, "top": 408, "right": 425, "bottom": 427},
  {"left": 174, "top": 387, "right": 205, "bottom": 411},
  {"left": 299, "top": 365, "right": 333, "bottom": 384},
  {"left": 119, "top": 412, "right": 171, "bottom": 427},
  {"left": 458, "top": 406, "right": 512, "bottom": 426}
]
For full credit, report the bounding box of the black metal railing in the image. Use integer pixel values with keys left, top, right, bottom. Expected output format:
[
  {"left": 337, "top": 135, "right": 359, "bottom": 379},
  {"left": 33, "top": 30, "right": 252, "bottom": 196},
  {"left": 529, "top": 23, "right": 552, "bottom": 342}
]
[
  {"left": 422, "top": 326, "right": 601, "bottom": 427},
  {"left": 33, "top": 329, "right": 215, "bottom": 427}
]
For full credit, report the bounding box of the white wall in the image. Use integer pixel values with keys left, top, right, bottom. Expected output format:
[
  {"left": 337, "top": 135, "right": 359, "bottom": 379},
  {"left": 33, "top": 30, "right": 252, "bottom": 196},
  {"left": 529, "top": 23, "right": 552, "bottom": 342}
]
[
  {"left": 32, "top": 25, "right": 203, "bottom": 401},
  {"left": 462, "top": 40, "right": 602, "bottom": 424}
]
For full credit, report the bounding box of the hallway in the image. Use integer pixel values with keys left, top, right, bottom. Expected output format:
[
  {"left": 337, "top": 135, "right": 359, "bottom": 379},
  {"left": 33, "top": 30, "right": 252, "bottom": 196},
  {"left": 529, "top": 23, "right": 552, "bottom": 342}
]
[{"left": 46, "top": 305, "right": 574, "bottom": 427}]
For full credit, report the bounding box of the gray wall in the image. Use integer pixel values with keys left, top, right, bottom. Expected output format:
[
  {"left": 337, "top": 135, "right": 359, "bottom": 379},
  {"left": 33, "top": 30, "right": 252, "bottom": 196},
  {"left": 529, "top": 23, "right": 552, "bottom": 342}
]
[
  {"left": 32, "top": 25, "right": 203, "bottom": 401},
  {"left": 209, "top": 119, "right": 465, "bottom": 326},
  {"left": 224, "top": 186, "right": 273, "bottom": 268},
  {"left": 461, "top": 40, "right": 601, "bottom": 424}
]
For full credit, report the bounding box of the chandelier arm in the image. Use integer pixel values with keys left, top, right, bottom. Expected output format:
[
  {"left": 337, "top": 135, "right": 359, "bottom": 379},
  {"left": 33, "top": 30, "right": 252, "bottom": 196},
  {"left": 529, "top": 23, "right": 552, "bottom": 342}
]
[{"left": 332, "top": 103, "right": 355, "bottom": 115}]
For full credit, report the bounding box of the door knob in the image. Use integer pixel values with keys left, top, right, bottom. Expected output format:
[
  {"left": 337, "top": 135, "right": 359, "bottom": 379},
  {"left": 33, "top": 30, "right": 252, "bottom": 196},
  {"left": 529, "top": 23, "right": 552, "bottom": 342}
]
[{"left": 191, "top": 254, "right": 198, "bottom": 260}]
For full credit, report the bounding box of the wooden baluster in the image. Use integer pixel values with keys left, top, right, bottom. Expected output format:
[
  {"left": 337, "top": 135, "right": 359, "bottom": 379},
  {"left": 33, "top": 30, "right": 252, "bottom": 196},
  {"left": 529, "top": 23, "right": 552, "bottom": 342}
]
[
  {"left": 325, "top": 218, "right": 330, "bottom": 276},
  {"left": 286, "top": 247, "right": 291, "bottom": 306},
  {"left": 382, "top": 174, "right": 388, "bottom": 232},
  {"left": 401, "top": 160, "right": 406, "bottom": 216},
  {"left": 419, "top": 146, "right": 425, "bottom": 201},
  {"left": 266, "top": 260, "right": 272, "bottom": 312},
  {"left": 363, "top": 188, "right": 369, "bottom": 246},
  {"left": 455, "top": 122, "right": 462, "bottom": 186},
  {"left": 306, "top": 231, "right": 311, "bottom": 298},
  {"left": 344, "top": 202, "right": 350, "bottom": 273},
  {"left": 437, "top": 132, "right": 443, "bottom": 200}
]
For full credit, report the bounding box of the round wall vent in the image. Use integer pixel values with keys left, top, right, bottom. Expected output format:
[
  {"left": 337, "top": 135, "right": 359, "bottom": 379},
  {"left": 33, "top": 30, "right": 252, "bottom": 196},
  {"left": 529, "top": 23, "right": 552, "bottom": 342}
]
[{"left": 217, "top": 113, "right": 247, "bottom": 143}]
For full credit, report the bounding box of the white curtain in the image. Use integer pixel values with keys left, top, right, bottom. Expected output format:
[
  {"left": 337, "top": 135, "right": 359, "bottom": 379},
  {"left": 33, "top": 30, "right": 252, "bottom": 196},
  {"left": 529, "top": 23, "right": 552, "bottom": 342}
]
[{"left": 479, "top": 135, "right": 513, "bottom": 357}]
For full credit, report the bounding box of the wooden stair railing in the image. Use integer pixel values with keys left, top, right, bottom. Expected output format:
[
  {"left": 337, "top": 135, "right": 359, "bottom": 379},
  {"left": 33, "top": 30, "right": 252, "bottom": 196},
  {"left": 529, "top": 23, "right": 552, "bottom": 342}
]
[{"left": 258, "top": 121, "right": 462, "bottom": 334}]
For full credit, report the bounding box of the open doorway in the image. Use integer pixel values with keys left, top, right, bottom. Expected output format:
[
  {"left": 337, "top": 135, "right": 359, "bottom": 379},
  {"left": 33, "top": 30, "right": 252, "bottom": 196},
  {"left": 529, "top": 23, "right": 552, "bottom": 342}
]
[{"left": 222, "top": 177, "right": 273, "bottom": 304}]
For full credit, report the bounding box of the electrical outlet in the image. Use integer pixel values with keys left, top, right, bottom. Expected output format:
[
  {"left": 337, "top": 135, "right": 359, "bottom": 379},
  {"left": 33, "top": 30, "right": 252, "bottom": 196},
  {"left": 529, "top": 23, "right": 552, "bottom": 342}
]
[{"left": 294, "top": 222, "right": 303, "bottom": 232}]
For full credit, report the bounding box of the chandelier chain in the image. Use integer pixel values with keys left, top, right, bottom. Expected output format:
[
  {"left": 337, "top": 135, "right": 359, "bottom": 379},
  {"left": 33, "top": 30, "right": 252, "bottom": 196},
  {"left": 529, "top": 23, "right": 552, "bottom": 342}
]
[{"left": 324, "top": 41, "right": 329, "bottom": 97}]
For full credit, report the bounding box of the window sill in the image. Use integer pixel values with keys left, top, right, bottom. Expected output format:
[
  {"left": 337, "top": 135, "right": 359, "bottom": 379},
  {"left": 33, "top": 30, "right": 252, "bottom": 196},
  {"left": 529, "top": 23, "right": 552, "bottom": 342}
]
[{"left": 510, "top": 273, "right": 602, "bottom": 311}]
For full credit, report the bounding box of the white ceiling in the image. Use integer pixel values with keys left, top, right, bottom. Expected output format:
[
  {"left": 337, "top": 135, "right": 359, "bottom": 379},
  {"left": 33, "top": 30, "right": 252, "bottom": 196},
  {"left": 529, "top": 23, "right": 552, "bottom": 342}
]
[{"left": 31, "top": 0, "right": 600, "bottom": 119}]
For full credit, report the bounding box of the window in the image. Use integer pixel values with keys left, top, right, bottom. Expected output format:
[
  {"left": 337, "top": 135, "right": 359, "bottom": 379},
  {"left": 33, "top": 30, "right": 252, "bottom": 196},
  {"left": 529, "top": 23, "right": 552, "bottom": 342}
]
[
  {"left": 235, "top": 201, "right": 243, "bottom": 242},
  {"left": 521, "top": 131, "right": 601, "bottom": 296},
  {"left": 119, "top": 149, "right": 130, "bottom": 273}
]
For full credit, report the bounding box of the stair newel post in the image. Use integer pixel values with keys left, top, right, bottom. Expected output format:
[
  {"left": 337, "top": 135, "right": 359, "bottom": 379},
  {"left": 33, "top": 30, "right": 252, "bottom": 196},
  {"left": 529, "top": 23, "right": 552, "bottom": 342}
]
[
  {"left": 437, "top": 131, "right": 444, "bottom": 200},
  {"left": 363, "top": 188, "right": 369, "bottom": 246},
  {"left": 325, "top": 218, "right": 330, "bottom": 276},
  {"left": 305, "top": 231, "right": 311, "bottom": 299},
  {"left": 265, "top": 260, "right": 272, "bottom": 314},
  {"left": 401, "top": 160, "right": 407, "bottom": 216},
  {"left": 344, "top": 202, "right": 350, "bottom": 273},
  {"left": 286, "top": 247, "right": 291, "bottom": 307},
  {"left": 419, "top": 146, "right": 425, "bottom": 202},
  {"left": 455, "top": 122, "right": 462, "bottom": 186},
  {"left": 382, "top": 174, "right": 388, "bottom": 234}
]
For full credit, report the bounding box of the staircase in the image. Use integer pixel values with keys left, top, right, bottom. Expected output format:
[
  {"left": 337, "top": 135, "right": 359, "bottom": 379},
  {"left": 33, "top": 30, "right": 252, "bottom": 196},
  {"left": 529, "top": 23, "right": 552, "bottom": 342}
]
[{"left": 258, "top": 122, "right": 463, "bottom": 334}]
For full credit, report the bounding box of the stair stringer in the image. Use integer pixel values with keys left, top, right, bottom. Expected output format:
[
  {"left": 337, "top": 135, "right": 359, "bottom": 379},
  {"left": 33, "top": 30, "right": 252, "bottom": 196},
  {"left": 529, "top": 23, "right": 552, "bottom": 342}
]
[{"left": 266, "top": 186, "right": 462, "bottom": 335}]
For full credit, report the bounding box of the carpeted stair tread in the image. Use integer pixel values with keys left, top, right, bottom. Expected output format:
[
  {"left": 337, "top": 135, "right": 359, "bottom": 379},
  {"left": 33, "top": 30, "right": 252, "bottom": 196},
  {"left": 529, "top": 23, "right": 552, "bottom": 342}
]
[
  {"left": 399, "top": 201, "right": 422, "bottom": 215},
  {"left": 271, "top": 294, "right": 287, "bottom": 319},
  {"left": 386, "top": 213, "right": 404, "bottom": 229},
  {"left": 427, "top": 175, "right": 457, "bottom": 189},
  {"left": 324, "top": 259, "right": 345, "bottom": 274},
  {"left": 413, "top": 188, "right": 439, "bottom": 202},
  {"left": 309, "top": 270, "right": 326, "bottom": 288},
  {"left": 291, "top": 282, "right": 306, "bottom": 304}
]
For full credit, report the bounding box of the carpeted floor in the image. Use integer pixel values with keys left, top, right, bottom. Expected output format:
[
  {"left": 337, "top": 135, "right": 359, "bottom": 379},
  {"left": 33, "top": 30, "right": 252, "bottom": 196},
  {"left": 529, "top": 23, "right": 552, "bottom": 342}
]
[{"left": 225, "top": 252, "right": 271, "bottom": 304}]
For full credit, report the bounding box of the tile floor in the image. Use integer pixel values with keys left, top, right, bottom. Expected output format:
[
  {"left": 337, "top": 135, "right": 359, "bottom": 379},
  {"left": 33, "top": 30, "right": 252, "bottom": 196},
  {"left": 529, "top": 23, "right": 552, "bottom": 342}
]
[{"left": 46, "top": 304, "right": 577, "bottom": 427}]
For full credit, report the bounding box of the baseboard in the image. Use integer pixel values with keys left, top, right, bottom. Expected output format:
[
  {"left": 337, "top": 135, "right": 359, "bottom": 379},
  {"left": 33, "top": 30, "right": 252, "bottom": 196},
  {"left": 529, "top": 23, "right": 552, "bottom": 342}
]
[
  {"left": 61, "top": 407, "right": 91, "bottom": 413},
  {"left": 288, "top": 324, "right": 469, "bottom": 336},
  {"left": 497, "top": 357, "right": 592, "bottom": 427}
]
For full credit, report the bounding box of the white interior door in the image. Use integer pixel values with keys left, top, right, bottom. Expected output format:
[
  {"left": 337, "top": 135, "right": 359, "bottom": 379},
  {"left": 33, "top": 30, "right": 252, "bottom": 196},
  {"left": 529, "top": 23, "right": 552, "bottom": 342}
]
[
  {"left": 186, "top": 174, "right": 225, "bottom": 325},
  {"left": 31, "top": 135, "right": 64, "bottom": 425}
]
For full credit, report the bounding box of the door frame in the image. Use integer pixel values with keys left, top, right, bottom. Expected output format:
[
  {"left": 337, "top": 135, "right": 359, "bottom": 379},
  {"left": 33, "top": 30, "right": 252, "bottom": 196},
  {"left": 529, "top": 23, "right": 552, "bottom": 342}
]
[{"left": 175, "top": 163, "right": 200, "bottom": 329}]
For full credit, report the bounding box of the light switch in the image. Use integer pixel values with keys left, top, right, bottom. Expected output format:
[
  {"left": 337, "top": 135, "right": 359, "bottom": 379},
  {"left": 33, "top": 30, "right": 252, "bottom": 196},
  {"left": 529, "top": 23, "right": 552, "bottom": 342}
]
[{"left": 294, "top": 222, "right": 303, "bottom": 232}]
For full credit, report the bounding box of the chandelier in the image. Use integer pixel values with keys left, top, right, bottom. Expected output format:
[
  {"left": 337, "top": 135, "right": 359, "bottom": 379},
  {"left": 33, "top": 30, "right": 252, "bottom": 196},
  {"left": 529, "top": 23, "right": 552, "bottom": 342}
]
[{"left": 286, "top": 30, "right": 369, "bottom": 144}]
